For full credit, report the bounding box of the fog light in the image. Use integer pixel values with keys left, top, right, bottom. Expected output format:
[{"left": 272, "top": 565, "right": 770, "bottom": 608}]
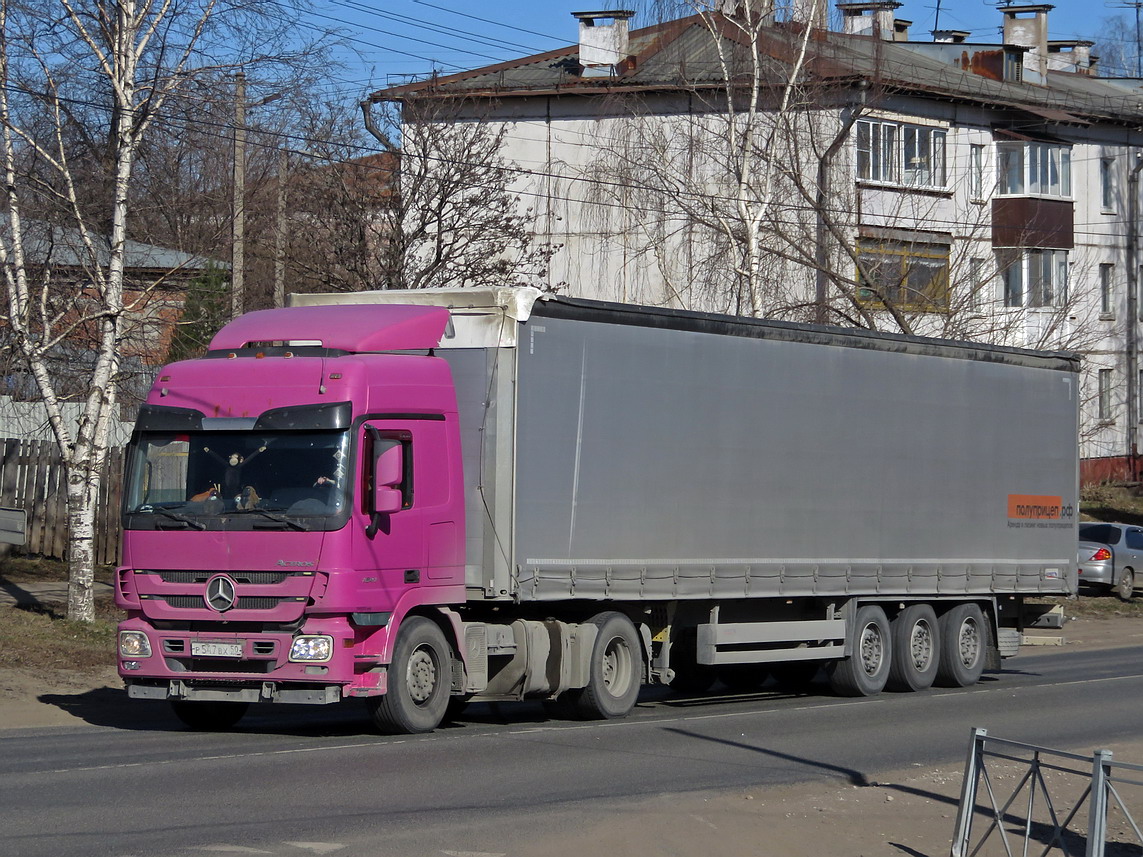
[
  {"left": 289, "top": 635, "right": 333, "bottom": 662},
  {"left": 122, "top": 661, "right": 141, "bottom": 671},
  {"left": 119, "top": 631, "right": 152, "bottom": 658}
]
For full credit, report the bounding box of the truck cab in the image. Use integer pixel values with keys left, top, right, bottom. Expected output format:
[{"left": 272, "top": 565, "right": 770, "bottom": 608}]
[{"left": 116, "top": 304, "right": 468, "bottom": 731}]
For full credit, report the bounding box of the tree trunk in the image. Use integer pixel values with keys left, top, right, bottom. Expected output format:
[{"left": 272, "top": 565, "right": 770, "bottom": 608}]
[{"left": 65, "top": 467, "right": 99, "bottom": 623}]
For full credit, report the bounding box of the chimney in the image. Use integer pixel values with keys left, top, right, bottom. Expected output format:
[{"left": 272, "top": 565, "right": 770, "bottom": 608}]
[
  {"left": 932, "top": 29, "right": 970, "bottom": 44},
  {"left": 790, "top": 0, "right": 828, "bottom": 30},
  {"left": 893, "top": 17, "right": 910, "bottom": 41},
  {"left": 838, "top": 2, "right": 902, "bottom": 41},
  {"left": 1001, "top": 4, "right": 1052, "bottom": 84},
  {"left": 572, "top": 10, "right": 635, "bottom": 78},
  {"left": 1048, "top": 40, "right": 1096, "bottom": 75},
  {"left": 718, "top": 0, "right": 776, "bottom": 25}
]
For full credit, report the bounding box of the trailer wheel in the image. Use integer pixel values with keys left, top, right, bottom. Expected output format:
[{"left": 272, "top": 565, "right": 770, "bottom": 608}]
[
  {"left": 170, "top": 700, "right": 248, "bottom": 731},
  {"left": 572, "top": 612, "right": 642, "bottom": 720},
  {"left": 1117, "top": 568, "right": 1135, "bottom": 602},
  {"left": 826, "top": 605, "right": 891, "bottom": 697},
  {"left": 934, "top": 604, "right": 986, "bottom": 688},
  {"left": 367, "top": 616, "right": 452, "bottom": 734},
  {"left": 887, "top": 604, "right": 940, "bottom": 692}
]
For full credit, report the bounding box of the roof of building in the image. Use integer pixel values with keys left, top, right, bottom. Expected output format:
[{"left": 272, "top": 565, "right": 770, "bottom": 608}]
[
  {"left": 3, "top": 219, "right": 217, "bottom": 275},
  {"left": 369, "top": 11, "right": 1143, "bottom": 128}
]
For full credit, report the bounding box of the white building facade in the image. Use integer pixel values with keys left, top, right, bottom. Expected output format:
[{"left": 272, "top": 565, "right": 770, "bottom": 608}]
[{"left": 371, "top": 3, "right": 1143, "bottom": 482}]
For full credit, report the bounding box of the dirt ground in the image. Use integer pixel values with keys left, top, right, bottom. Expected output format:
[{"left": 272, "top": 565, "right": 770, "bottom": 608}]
[{"left": 3, "top": 615, "right": 1142, "bottom": 857}]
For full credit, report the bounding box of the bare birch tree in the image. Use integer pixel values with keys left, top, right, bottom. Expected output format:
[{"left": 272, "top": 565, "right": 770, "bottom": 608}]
[
  {"left": 361, "top": 94, "right": 558, "bottom": 291},
  {"left": 574, "top": 0, "right": 1104, "bottom": 359},
  {"left": 0, "top": 0, "right": 322, "bottom": 621}
]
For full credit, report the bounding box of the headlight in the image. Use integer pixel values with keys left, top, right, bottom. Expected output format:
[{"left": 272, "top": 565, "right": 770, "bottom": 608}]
[
  {"left": 119, "top": 630, "right": 152, "bottom": 658},
  {"left": 289, "top": 635, "right": 333, "bottom": 662}
]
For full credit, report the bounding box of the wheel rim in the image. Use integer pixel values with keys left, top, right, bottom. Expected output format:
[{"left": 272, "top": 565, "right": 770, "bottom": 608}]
[
  {"left": 406, "top": 644, "right": 439, "bottom": 705},
  {"left": 1121, "top": 571, "right": 1134, "bottom": 598},
  {"left": 957, "top": 618, "right": 980, "bottom": 668},
  {"left": 859, "top": 622, "right": 885, "bottom": 676},
  {"left": 601, "top": 635, "right": 634, "bottom": 699},
  {"left": 910, "top": 620, "right": 935, "bottom": 671}
]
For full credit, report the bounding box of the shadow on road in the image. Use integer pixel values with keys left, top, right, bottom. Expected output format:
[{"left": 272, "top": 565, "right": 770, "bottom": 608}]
[{"left": 37, "top": 686, "right": 178, "bottom": 730}]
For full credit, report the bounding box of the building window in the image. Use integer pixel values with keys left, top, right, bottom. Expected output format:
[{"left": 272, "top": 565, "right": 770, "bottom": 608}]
[
  {"left": 997, "top": 141, "right": 1072, "bottom": 199},
  {"left": 1099, "top": 368, "right": 1114, "bottom": 421},
  {"left": 857, "top": 119, "right": 946, "bottom": 189},
  {"left": 1004, "top": 50, "right": 1023, "bottom": 83},
  {"left": 1101, "top": 157, "right": 1115, "bottom": 212},
  {"left": 1000, "top": 249, "right": 1069, "bottom": 308},
  {"left": 969, "top": 257, "right": 986, "bottom": 309},
  {"left": 903, "top": 126, "right": 946, "bottom": 188},
  {"left": 1100, "top": 263, "right": 1114, "bottom": 316},
  {"left": 857, "top": 237, "right": 950, "bottom": 311},
  {"left": 969, "top": 144, "right": 985, "bottom": 201}
]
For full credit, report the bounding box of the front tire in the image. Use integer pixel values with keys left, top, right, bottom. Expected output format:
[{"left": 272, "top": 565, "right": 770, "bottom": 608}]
[
  {"left": 572, "top": 611, "right": 642, "bottom": 719},
  {"left": 368, "top": 617, "right": 452, "bottom": 734},
  {"left": 887, "top": 604, "right": 940, "bottom": 692},
  {"left": 934, "top": 604, "right": 986, "bottom": 688},
  {"left": 1117, "top": 567, "right": 1135, "bottom": 602},
  {"left": 170, "top": 700, "right": 249, "bottom": 731},
  {"left": 827, "top": 605, "right": 891, "bottom": 697}
]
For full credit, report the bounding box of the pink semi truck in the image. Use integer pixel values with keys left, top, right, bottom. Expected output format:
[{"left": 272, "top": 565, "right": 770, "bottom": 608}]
[{"left": 116, "top": 288, "right": 1078, "bottom": 733}]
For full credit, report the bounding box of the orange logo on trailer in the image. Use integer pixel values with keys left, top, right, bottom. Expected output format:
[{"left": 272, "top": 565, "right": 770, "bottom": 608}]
[{"left": 1007, "top": 495, "right": 1063, "bottom": 520}]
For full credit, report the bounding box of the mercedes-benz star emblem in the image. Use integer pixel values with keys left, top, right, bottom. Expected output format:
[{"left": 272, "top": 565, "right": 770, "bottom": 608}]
[{"left": 205, "top": 575, "right": 237, "bottom": 612}]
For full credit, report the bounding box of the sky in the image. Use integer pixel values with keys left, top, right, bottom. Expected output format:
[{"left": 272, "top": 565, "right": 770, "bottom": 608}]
[{"left": 303, "top": 1, "right": 1124, "bottom": 102}]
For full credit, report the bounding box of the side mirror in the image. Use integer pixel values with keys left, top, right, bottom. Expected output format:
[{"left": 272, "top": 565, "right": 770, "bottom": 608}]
[{"left": 372, "top": 441, "right": 404, "bottom": 515}]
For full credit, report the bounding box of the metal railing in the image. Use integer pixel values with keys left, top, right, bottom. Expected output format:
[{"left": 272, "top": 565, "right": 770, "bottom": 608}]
[{"left": 952, "top": 727, "right": 1143, "bottom": 857}]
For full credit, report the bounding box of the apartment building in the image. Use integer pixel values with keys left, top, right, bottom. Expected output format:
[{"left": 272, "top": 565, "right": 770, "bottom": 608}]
[{"left": 369, "top": 3, "right": 1143, "bottom": 481}]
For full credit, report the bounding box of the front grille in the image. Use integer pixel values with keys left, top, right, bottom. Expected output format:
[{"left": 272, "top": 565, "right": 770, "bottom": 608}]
[
  {"left": 158, "top": 595, "right": 301, "bottom": 610},
  {"left": 153, "top": 571, "right": 292, "bottom": 585}
]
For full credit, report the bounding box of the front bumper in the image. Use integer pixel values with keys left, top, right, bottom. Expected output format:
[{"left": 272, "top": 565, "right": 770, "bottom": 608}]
[{"left": 117, "top": 615, "right": 392, "bottom": 702}]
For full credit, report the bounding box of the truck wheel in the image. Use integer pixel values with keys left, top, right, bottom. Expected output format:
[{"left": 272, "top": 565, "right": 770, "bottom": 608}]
[
  {"left": 170, "top": 700, "right": 248, "bottom": 730},
  {"left": 1117, "top": 568, "right": 1135, "bottom": 602},
  {"left": 826, "top": 605, "right": 891, "bottom": 697},
  {"left": 368, "top": 616, "right": 452, "bottom": 734},
  {"left": 572, "top": 612, "right": 642, "bottom": 719},
  {"left": 934, "top": 604, "right": 986, "bottom": 688},
  {"left": 887, "top": 604, "right": 940, "bottom": 692}
]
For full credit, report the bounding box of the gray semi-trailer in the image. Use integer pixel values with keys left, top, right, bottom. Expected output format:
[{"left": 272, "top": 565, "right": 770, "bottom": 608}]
[{"left": 277, "top": 286, "right": 1077, "bottom": 720}]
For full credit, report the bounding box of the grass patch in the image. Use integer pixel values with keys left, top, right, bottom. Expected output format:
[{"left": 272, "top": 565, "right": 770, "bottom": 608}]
[
  {"left": 0, "top": 604, "right": 119, "bottom": 671},
  {"left": 1081, "top": 484, "right": 1143, "bottom": 526},
  {"left": 0, "top": 555, "right": 122, "bottom": 674},
  {"left": 0, "top": 554, "right": 114, "bottom": 585}
]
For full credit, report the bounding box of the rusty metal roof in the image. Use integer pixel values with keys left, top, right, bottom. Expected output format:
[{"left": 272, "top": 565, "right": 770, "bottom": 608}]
[{"left": 368, "top": 12, "right": 1143, "bottom": 127}]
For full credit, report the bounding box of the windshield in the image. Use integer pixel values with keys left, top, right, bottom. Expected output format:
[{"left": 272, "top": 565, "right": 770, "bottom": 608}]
[{"left": 125, "top": 430, "right": 351, "bottom": 529}]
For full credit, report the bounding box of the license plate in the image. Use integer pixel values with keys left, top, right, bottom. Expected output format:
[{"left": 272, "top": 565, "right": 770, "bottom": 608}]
[{"left": 191, "top": 641, "right": 243, "bottom": 658}]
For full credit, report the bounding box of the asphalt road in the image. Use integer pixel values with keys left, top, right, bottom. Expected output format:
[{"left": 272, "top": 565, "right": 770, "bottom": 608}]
[{"left": 2, "top": 643, "right": 1141, "bottom": 857}]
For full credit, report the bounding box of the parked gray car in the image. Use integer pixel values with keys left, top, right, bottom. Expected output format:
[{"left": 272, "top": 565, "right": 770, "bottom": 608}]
[{"left": 1078, "top": 522, "right": 1143, "bottom": 600}]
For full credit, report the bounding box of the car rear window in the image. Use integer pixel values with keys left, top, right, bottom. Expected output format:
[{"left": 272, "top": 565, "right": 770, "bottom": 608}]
[{"left": 1080, "top": 524, "right": 1122, "bottom": 545}]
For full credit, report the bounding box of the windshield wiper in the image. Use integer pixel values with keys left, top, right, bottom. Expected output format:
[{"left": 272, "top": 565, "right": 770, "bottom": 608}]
[
  {"left": 239, "top": 508, "right": 310, "bottom": 531},
  {"left": 148, "top": 508, "right": 206, "bottom": 530}
]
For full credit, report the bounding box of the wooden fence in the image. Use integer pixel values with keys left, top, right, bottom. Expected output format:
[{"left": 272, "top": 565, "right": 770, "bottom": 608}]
[{"left": 0, "top": 438, "right": 124, "bottom": 565}]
